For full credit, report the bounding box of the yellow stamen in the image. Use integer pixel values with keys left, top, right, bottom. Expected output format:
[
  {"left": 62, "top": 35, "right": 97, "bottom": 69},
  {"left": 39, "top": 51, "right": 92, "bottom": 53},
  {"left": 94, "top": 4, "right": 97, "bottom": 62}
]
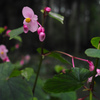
[
  {"left": 1, "top": 51, "right": 4, "bottom": 55},
  {"left": 25, "top": 18, "right": 31, "bottom": 23}
]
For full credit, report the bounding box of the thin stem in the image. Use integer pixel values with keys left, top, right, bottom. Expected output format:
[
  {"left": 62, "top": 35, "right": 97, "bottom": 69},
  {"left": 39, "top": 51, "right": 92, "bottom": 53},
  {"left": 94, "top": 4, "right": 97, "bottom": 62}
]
[
  {"left": 90, "top": 90, "right": 92, "bottom": 100},
  {"left": 90, "top": 58, "right": 99, "bottom": 91},
  {"left": 72, "top": 57, "right": 75, "bottom": 68},
  {"left": 32, "top": 55, "right": 43, "bottom": 94}
]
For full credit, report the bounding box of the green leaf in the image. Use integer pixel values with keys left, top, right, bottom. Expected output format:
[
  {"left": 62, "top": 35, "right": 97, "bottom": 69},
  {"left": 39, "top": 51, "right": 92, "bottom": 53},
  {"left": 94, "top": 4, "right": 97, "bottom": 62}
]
[
  {"left": 13, "top": 36, "right": 22, "bottom": 42},
  {"left": 21, "top": 68, "right": 34, "bottom": 81},
  {"left": 51, "top": 92, "right": 77, "bottom": 100},
  {"left": 37, "top": 48, "right": 71, "bottom": 65},
  {"left": 49, "top": 12, "right": 64, "bottom": 24},
  {"left": 41, "top": 10, "right": 64, "bottom": 24},
  {"left": 33, "top": 97, "right": 38, "bottom": 100},
  {"left": 91, "top": 37, "right": 100, "bottom": 49},
  {"left": 85, "top": 48, "right": 100, "bottom": 58},
  {"left": 0, "top": 27, "right": 5, "bottom": 34},
  {"left": 0, "top": 62, "right": 33, "bottom": 100},
  {"left": 9, "top": 26, "right": 23, "bottom": 40},
  {"left": 55, "top": 65, "right": 64, "bottom": 73},
  {"left": 9, "top": 69, "right": 21, "bottom": 78},
  {"left": 43, "top": 67, "right": 93, "bottom": 93}
]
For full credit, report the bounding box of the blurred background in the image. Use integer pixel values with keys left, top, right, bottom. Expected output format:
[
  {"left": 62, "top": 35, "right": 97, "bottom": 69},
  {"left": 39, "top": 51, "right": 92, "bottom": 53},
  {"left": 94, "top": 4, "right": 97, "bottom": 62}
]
[{"left": 0, "top": 0, "right": 100, "bottom": 100}]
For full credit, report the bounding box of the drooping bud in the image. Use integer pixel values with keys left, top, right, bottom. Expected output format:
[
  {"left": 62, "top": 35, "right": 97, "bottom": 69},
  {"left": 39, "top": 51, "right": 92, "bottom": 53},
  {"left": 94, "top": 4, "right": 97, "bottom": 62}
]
[
  {"left": 44, "top": 7, "right": 51, "bottom": 13},
  {"left": 23, "top": 25, "right": 29, "bottom": 33},
  {"left": 37, "top": 27, "right": 45, "bottom": 35},
  {"left": 39, "top": 32, "right": 46, "bottom": 42},
  {"left": 6, "top": 30, "right": 11, "bottom": 37},
  {"left": 87, "top": 60, "right": 94, "bottom": 71}
]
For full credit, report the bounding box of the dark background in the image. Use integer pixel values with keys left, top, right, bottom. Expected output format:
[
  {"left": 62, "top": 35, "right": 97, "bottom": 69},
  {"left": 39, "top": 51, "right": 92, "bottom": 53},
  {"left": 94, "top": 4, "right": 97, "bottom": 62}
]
[{"left": 0, "top": 0, "right": 100, "bottom": 55}]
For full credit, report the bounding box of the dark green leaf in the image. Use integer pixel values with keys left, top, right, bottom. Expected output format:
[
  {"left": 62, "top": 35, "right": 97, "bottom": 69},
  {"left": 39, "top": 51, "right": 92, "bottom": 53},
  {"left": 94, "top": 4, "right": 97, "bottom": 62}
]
[
  {"left": 9, "top": 69, "right": 21, "bottom": 78},
  {"left": 85, "top": 48, "right": 100, "bottom": 58},
  {"left": 9, "top": 26, "right": 23, "bottom": 40},
  {"left": 0, "top": 27, "right": 5, "bottom": 34},
  {"left": 37, "top": 48, "right": 71, "bottom": 65},
  {"left": 41, "top": 10, "right": 64, "bottom": 24},
  {"left": 43, "top": 67, "right": 93, "bottom": 93},
  {"left": 0, "top": 62, "right": 33, "bottom": 100},
  {"left": 91, "top": 37, "right": 100, "bottom": 49}
]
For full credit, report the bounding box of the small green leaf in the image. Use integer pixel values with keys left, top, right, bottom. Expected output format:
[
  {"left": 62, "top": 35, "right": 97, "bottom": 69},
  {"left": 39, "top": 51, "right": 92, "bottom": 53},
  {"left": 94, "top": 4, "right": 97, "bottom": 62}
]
[
  {"left": 0, "top": 62, "right": 33, "bottom": 100},
  {"left": 41, "top": 10, "right": 64, "bottom": 24},
  {"left": 85, "top": 48, "right": 100, "bottom": 58},
  {"left": 91, "top": 37, "right": 100, "bottom": 49},
  {"left": 43, "top": 67, "right": 93, "bottom": 93},
  {"left": 55, "top": 65, "right": 64, "bottom": 73},
  {"left": 9, "top": 26, "right": 23, "bottom": 40},
  {"left": 37, "top": 48, "right": 71, "bottom": 65},
  {"left": 14, "top": 36, "right": 22, "bottom": 42},
  {"left": 21, "top": 68, "right": 34, "bottom": 81},
  {"left": 33, "top": 97, "right": 38, "bottom": 100},
  {"left": 0, "top": 27, "right": 5, "bottom": 34}
]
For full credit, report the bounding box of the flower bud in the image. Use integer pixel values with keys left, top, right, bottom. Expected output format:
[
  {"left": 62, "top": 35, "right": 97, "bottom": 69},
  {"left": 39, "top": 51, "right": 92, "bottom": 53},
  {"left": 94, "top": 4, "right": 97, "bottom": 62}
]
[
  {"left": 87, "top": 60, "right": 94, "bottom": 71},
  {"left": 44, "top": 7, "right": 51, "bottom": 13},
  {"left": 39, "top": 32, "right": 46, "bottom": 42},
  {"left": 23, "top": 25, "right": 28, "bottom": 33},
  {"left": 37, "top": 27, "right": 45, "bottom": 35}
]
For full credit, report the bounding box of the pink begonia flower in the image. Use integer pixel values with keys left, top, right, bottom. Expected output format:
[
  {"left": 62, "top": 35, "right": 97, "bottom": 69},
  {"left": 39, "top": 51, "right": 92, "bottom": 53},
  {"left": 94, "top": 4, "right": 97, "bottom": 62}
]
[
  {"left": 4, "top": 26, "right": 7, "bottom": 30},
  {"left": 0, "top": 45, "right": 8, "bottom": 60},
  {"left": 37, "top": 27, "right": 45, "bottom": 35},
  {"left": 20, "top": 59, "right": 24, "bottom": 66},
  {"left": 23, "top": 25, "right": 29, "bottom": 33},
  {"left": 22, "top": 6, "right": 38, "bottom": 33},
  {"left": 87, "top": 76, "right": 93, "bottom": 83},
  {"left": 39, "top": 32, "right": 46, "bottom": 42},
  {"left": 44, "top": 7, "right": 51, "bottom": 13},
  {"left": 3, "top": 56, "right": 10, "bottom": 62},
  {"left": 87, "top": 60, "right": 94, "bottom": 71},
  {"left": 15, "top": 44, "right": 19, "bottom": 49}
]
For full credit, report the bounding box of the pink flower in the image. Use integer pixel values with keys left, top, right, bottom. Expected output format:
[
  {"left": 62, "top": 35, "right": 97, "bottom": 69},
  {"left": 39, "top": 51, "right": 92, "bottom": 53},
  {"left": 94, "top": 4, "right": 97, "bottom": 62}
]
[
  {"left": 44, "top": 7, "right": 51, "bottom": 13},
  {"left": 6, "top": 30, "right": 11, "bottom": 37},
  {"left": 23, "top": 25, "right": 29, "bottom": 33},
  {"left": 62, "top": 69, "right": 66, "bottom": 74},
  {"left": 78, "top": 98, "right": 83, "bottom": 100},
  {"left": 37, "top": 27, "right": 45, "bottom": 35},
  {"left": 95, "top": 69, "right": 100, "bottom": 77},
  {"left": 0, "top": 45, "right": 8, "bottom": 60},
  {"left": 22, "top": 6, "right": 38, "bottom": 33},
  {"left": 15, "top": 44, "right": 19, "bottom": 49},
  {"left": 87, "top": 61, "right": 94, "bottom": 71},
  {"left": 20, "top": 59, "right": 24, "bottom": 66},
  {"left": 39, "top": 32, "right": 46, "bottom": 42},
  {"left": 3, "top": 56, "right": 10, "bottom": 62}
]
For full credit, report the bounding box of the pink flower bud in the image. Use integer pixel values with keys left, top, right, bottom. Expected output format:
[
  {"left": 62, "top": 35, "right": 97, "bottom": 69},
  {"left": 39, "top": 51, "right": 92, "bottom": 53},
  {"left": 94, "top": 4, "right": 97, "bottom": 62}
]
[
  {"left": 20, "top": 60, "right": 24, "bottom": 66},
  {"left": 87, "top": 76, "right": 93, "bottom": 83},
  {"left": 39, "top": 32, "right": 46, "bottom": 42},
  {"left": 87, "top": 61, "right": 94, "bottom": 71},
  {"left": 95, "top": 69, "right": 100, "bottom": 77},
  {"left": 4, "top": 26, "right": 7, "bottom": 30},
  {"left": 44, "top": 7, "right": 51, "bottom": 13},
  {"left": 3, "top": 56, "right": 10, "bottom": 62},
  {"left": 78, "top": 98, "right": 83, "bottom": 100},
  {"left": 62, "top": 69, "right": 66, "bottom": 74},
  {"left": 15, "top": 44, "right": 19, "bottom": 49},
  {"left": 37, "top": 27, "right": 45, "bottom": 35},
  {"left": 6, "top": 30, "right": 11, "bottom": 37},
  {"left": 23, "top": 25, "right": 29, "bottom": 33}
]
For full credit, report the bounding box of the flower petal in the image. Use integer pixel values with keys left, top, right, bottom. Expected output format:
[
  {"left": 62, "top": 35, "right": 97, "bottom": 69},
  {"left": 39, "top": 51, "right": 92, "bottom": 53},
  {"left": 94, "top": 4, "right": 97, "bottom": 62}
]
[
  {"left": 22, "top": 6, "right": 34, "bottom": 18},
  {"left": 28, "top": 21, "right": 38, "bottom": 32}
]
